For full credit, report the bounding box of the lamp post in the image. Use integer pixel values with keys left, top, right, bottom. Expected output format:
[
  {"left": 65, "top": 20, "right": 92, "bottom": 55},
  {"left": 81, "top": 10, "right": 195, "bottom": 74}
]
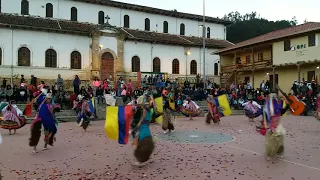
[
  {"left": 185, "top": 49, "right": 191, "bottom": 80},
  {"left": 202, "top": 0, "right": 206, "bottom": 89}
]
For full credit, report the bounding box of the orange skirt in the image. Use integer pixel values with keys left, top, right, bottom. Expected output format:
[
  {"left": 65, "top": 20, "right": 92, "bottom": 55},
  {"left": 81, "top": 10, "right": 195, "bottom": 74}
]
[{"left": 0, "top": 116, "right": 27, "bottom": 130}]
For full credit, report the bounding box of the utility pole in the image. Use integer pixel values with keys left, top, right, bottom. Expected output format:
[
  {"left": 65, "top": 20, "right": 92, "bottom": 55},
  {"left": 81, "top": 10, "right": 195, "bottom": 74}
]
[{"left": 202, "top": 0, "right": 206, "bottom": 89}]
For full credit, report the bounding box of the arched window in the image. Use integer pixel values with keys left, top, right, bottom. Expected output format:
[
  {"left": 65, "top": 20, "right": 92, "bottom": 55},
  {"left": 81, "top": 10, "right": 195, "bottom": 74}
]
[
  {"left": 172, "top": 59, "right": 179, "bottom": 74},
  {"left": 214, "top": 63, "right": 219, "bottom": 75},
  {"left": 180, "top": 23, "right": 185, "bottom": 35},
  {"left": 153, "top": 57, "right": 161, "bottom": 72},
  {"left": 18, "top": 47, "right": 30, "bottom": 66},
  {"left": 131, "top": 56, "right": 140, "bottom": 72},
  {"left": 98, "top": 11, "right": 104, "bottom": 24},
  {"left": 145, "top": 18, "right": 150, "bottom": 31},
  {"left": 45, "top": 49, "right": 57, "bottom": 68},
  {"left": 207, "top": 27, "right": 211, "bottom": 38},
  {"left": 124, "top": 15, "right": 130, "bottom": 28},
  {"left": 46, "top": 3, "right": 53, "bottom": 18},
  {"left": 71, "top": 7, "right": 77, "bottom": 21},
  {"left": 163, "top": 21, "right": 169, "bottom": 33},
  {"left": 70, "top": 51, "right": 81, "bottom": 69},
  {"left": 163, "top": 21, "right": 168, "bottom": 33},
  {"left": 190, "top": 60, "right": 197, "bottom": 75},
  {"left": 21, "top": 0, "right": 29, "bottom": 15},
  {"left": 0, "top": 47, "right": 2, "bottom": 65}
]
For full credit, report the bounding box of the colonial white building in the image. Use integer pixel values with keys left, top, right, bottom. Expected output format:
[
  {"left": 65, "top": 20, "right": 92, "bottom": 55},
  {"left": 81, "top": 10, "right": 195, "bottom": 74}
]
[{"left": 0, "top": 0, "right": 232, "bottom": 84}]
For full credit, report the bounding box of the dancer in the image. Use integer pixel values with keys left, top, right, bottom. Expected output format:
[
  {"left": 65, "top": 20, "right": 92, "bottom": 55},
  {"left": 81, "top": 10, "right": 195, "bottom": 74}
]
[
  {"left": 0, "top": 100, "right": 26, "bottom": 135},
  {"left": 162, "top": 100, "right": 174, "bottom": 133},
  {"left": 316, "top": 93, "right": 320, "bottom": 121},
  {"left": 242, "top": 98, "right": 262, "bottom": 122},
  {"left": 131, "top": 95, "right": 155, "bottom": 166},
  {"left": 29, "top": 93, "right": 57, "bottom": 153},
  {"left": 262, "top": 93, "right": 288, "bottom": 161},
  {"left": 76, "top": 95, "right": 93, "bottom": 131},
  {"left": 182, "top": 98, "right": 200, "bottom": 120},
  {"left": 205, "top": 95, "right": 220, "bottom": 124}
]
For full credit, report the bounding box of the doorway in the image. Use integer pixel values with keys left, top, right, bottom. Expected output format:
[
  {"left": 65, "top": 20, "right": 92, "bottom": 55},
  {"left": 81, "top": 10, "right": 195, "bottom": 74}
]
[
  {"left": 101, "top": 52, "right": 114, "bottom": 81},
  {"left": 269, "top": 74, "right": 278, "bottom": 91},
  {"left": 307, "top": 71, "right": 315, "bottom": 82}
]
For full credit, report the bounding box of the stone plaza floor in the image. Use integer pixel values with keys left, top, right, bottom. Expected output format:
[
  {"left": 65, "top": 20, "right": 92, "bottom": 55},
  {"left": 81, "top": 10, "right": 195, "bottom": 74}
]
[{"left": 1, "top": 115, "right": 320, "bottom": 180}]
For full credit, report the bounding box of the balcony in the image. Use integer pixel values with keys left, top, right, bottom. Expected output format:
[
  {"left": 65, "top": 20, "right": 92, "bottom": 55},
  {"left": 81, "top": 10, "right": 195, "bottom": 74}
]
[{"left": 221, "top": 58, "right": 272, "bottom": 73}]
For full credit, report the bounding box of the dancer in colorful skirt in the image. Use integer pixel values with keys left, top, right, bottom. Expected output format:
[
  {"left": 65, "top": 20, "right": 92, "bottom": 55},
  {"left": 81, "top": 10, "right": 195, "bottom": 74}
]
[
  {"left": 205, "top": 95, "right": 220, "bottom": 124},
  {"left": 162, "top": 99, "right": 174, "bottom": 133},
  {"left": 242, "top": 99, "right": 262, "bottom": 122},
  {"left": 76, "top": 95, "right": 93, "bottom": 131},
  {"left": 29, "top": 93, "right": 58, "bottom": 153},
  {"left": 131, "top": 95, "right": 155, "bottom": 166},
  {"left": 182, "top": 98, "right": 200, "bottom": 120},
  {"left": 261, "top": 93, "right": 288, "bottom": 160},
  {"left": 0, "top": 100, "right": 26, "bottom": 134}
]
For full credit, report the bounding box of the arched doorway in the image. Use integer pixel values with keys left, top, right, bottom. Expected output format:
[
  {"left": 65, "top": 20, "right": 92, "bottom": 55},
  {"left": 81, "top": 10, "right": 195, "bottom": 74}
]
[{"left": 101, "top": 52, "right": 114, "bottom": 80}]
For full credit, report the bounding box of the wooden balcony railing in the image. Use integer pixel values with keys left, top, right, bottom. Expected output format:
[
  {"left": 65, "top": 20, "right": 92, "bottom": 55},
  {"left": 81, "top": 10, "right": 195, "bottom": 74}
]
[{"left": 221, "top": 58, "right": 272, "bottom": 72}]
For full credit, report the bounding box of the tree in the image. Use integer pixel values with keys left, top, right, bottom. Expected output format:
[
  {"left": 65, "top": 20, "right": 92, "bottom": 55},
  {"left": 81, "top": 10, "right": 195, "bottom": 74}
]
[{"left": 223, "top": 11, "right": 296, "bottom": 43}]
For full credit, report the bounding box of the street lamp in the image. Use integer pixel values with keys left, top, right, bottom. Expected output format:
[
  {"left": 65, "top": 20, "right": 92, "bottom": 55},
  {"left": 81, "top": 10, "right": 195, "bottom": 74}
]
[
  {"left": 185, "top": 49, "right": 191, "bottom": 80},
  {"left": 198, "top": 0, "right": 206, "bottom": 87}
]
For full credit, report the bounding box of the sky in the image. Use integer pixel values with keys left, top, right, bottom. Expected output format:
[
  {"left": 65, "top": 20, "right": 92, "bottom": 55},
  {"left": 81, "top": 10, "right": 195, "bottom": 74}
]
[{"left": 116, "top": 0, "right": 319, "bottom": 24}]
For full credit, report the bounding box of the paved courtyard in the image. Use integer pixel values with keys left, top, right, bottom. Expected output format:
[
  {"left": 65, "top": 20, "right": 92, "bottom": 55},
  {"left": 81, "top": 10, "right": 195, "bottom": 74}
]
[{"left": 1, "top": 115, "right": 320, "bottom": 180}]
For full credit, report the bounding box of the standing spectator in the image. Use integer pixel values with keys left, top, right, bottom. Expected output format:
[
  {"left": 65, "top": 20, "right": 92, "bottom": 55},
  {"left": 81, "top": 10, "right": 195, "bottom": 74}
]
[
  {"left": 116, "top": 77, "right": 123, "bottom": 97},
  {"left": 30, "top": 75, "right": 37, "bottom": 87},
  {"left": 102, "top": 79, "right": 109, "bottom": 91},
  {"left": 6, "top": 85, "right": 14, "bottom": 101},
  {"left": 20, "top": 75, "right": 25, "bottom": 84},
  {"left": 196, "top": 74, "right": 200, "bottom": 84},
  {"left": 2, "top": 78, "right": 7, "bottom": 88},
  {"left": 260, "top": 80, "right": 266, "bottom": 92},
  {"left": 73, "top": 75, "right": 81, "bottom": 95},
  {"left": 57, "top": 74, "right": 64, "bottom": 90},
  {"left": 126, "top": 79, "right": 133, "bottom": 100},
  {"left": 92, "top": 77, "right": 101, "bottom": 97}
]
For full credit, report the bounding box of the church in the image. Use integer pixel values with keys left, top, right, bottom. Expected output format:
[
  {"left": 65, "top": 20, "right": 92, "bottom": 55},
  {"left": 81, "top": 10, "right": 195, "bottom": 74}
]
[{"left": 0, "top": 0, "right": 232, "bottom": 85}]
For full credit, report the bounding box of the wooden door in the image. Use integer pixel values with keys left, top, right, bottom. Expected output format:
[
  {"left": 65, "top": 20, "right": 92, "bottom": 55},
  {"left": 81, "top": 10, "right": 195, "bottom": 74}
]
[
  {"left": 101, "top": 52, "right": 114, "bottom": 81},
  {"left": 307, "top": 71, "right": 315, "bottom": 82}
]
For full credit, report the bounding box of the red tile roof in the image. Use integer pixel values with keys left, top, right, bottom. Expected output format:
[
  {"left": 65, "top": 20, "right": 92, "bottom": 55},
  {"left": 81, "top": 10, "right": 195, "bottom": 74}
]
[
  {"left": 0, "top": 13, "right": 99, "bottom": 35},
  {"left": 73, "top": 0, "right": 231, "bottom": 25},
  {"left": 121, "top": 28, "right": 233, "bottom": 48},
  {"left": 216, "top": 22, "right": 320, "bottom": 54}
]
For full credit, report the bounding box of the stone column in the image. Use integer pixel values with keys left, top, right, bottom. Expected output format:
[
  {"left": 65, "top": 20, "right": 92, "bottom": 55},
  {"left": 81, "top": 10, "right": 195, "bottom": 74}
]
[
  {"left": 251, "top": 69, "right": 255, "bottom": 89},
  {"left": 91, "top": 32, "right": 101, "bottom": 79},
  {"left": 115, "top": 34, "right": 125, "bottom": 73}
]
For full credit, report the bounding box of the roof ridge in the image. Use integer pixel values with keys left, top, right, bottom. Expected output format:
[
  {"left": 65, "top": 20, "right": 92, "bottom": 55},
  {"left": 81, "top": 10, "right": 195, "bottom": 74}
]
[
  {"left": 177, "top": 35, "right": 194, "bottom": 44},
  {"left": 121, "top": 28, "right": 135, "bottom": 37},
  {"left": 0, "top": 13, "right": 99, "bottom": 26}
]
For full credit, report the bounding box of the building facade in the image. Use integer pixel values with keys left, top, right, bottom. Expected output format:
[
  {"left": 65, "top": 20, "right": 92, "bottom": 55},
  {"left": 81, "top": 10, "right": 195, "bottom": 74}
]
[
  {"left": 216, "top": 22, "right": 320, "bottom": 93},
  {"left": 0, "top": 0, "right": 232, "bottom": 84}
]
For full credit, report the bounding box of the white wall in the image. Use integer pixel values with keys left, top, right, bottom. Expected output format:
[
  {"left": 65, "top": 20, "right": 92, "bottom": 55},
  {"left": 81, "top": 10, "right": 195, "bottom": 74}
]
[
  {"left": 0, "top": 28, "right": 91, "bottom": 79},
  {"left": 123, "top": 41, "right": 220, "bottom": 76},
  {"left": 1, "top": 0, "right": 225, "bottom": 39},
  {"left": 99, "top": 36, "right": 118, "bottom": 54}
]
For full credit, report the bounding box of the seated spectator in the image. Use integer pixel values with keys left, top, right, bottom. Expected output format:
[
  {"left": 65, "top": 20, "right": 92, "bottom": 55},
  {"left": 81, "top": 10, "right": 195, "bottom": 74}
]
[{"left": 96, "top": 85, "right": 104, "bottom": 104}]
